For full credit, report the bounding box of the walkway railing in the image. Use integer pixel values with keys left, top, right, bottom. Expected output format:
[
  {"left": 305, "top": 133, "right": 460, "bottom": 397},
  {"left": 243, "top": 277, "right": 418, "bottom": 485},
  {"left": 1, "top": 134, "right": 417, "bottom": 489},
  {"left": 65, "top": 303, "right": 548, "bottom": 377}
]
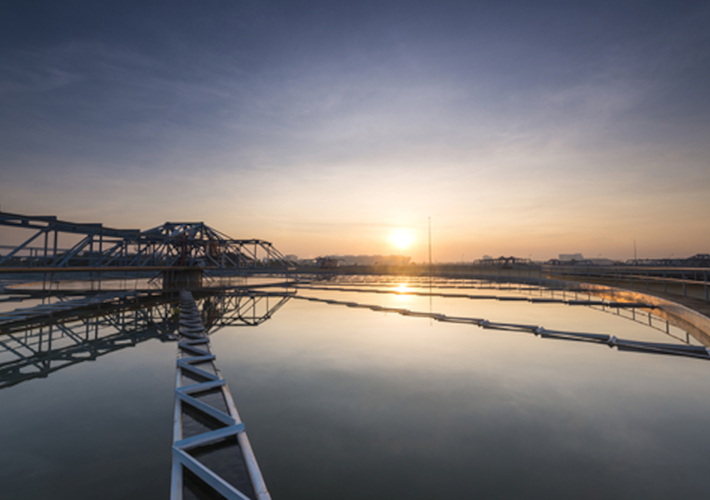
[{"left": 542, "top": 265, "right": 710, "bottom": 302}]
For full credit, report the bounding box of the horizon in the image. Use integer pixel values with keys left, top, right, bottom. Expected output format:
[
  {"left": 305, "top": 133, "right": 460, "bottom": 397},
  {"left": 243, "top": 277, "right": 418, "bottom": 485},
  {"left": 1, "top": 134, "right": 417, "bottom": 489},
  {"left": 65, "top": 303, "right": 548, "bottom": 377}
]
[{"left": 0, "top": 207, "right": 704, "bottom": 264}]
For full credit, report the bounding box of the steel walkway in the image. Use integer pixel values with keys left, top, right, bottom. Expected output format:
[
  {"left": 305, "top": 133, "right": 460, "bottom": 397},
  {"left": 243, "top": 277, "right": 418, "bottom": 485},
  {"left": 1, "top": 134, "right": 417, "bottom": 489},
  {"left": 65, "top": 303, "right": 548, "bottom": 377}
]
[{"left": 171, "top": 290, "right": 270, "bottom": 500}]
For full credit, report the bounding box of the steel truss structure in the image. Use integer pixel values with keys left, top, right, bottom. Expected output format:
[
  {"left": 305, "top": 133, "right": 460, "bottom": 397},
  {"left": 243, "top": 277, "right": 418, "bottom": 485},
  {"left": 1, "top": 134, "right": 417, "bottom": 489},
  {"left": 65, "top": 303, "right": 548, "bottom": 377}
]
[
  {"left": 0, "top": 296, "right": 176, "bottom": 389},
  {"left": 0, "top": 210, "right": 289, "bottom": 271},
  {"left": 0, "top": 290, "right": 291, "bottom": 389},
  {"left": 200, "top": 290, "right": 293, "bottom": 330},
  {"left": 0, "top": 290, "right": 168, "bottom": 335}
]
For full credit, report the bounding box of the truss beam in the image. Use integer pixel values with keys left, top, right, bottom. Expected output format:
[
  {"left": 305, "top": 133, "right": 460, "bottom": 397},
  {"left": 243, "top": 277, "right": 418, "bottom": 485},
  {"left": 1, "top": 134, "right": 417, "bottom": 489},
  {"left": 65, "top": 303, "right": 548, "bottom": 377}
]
[{"left": 0, "top": 210, "right": 289, "bottom": 272}]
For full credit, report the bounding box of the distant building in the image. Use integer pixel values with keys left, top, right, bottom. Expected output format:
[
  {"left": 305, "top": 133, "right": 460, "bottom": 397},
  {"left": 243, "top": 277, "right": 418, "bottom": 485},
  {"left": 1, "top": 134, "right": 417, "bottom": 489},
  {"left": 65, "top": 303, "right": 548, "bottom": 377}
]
[
  {"left": 315, "top": 256, "right": 340, "bottom": 268},
  {"left": 330, "top": 255, "right": 411, "bottom": 266},
  {"left": 559, "top": 253, "right": 584, "bottom": 262}
]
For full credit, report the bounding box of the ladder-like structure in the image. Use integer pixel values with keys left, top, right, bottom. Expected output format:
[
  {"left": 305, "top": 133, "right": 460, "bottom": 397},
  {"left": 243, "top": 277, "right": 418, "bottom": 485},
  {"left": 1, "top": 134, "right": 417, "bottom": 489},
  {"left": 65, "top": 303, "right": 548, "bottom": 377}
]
[{"left": 171, "top": 290, "right": 270, "bottom": 500}]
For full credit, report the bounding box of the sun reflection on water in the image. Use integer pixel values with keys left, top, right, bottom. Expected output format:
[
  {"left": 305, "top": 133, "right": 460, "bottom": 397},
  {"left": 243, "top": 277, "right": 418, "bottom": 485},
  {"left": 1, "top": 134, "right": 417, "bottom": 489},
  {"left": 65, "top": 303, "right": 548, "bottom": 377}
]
[{"left": 395, "top": 283, "right": 410, "bottom": 294}]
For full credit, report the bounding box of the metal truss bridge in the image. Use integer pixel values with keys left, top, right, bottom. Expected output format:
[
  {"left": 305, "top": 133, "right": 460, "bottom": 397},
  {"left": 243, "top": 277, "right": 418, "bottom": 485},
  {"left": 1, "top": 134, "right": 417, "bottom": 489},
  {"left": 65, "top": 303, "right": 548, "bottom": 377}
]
[{"left": 0, "top": 211, "right": 291, "bottom": 278}]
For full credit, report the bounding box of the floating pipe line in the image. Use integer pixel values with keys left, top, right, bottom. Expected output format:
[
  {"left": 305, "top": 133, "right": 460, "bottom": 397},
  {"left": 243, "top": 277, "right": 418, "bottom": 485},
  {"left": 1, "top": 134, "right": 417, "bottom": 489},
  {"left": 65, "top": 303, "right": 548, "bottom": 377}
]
[
  {"left": 310, "top": 278, "right": 614, "bottom": 295},
  {"left": 290, "top": 295, "right": 710, "bottom": 361},
  {"left": 171, "top": 290, "right": 270, "bottom": 500},
  {"left": 317, "top": 280, "right": 545, "bottom": 292},
  {"left": 294, "top": 285, "right": 656, "bottom": 309}
]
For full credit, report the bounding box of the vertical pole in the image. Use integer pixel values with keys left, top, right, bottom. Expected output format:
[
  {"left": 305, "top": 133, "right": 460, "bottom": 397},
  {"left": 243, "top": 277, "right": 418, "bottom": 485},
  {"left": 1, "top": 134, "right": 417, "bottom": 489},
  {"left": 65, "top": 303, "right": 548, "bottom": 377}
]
[
  {"left": 53, "top": 230, "right": 58, "bottom": 263},
  {"left": 42, "top": 230, "right": 49, "bottom": 289},
  {"left": 48, "top": 323, "right": 53, "bottom": 353},
  {"left": 89, "top": 235, "right": 94, "bottom": 287},
  {"left": 705, "top": 271, "right": 708, "bottom": 302},
  {"left": 428, "top": 217, "right": 432, "bottom": 318},
  {"left": 98, "top": 232, "right": 103, "bottom": 290},
  {"left": 427, "top": 217, "right": 432, "bottom": 276}
]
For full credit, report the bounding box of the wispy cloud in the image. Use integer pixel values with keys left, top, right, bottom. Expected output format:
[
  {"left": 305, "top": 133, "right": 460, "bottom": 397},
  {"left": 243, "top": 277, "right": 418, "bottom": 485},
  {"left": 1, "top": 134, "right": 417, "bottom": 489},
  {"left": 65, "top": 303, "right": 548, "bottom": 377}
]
[{"left": 1, "top": 1, "right": 708, "bottom": 259}]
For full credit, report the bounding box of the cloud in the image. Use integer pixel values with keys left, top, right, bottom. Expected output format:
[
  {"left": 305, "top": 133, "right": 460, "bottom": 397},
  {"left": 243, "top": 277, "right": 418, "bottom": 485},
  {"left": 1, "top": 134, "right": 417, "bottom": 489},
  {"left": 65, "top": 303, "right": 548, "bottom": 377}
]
[{"left": 1, "top": 1, "right": 709, "bottom": 259}]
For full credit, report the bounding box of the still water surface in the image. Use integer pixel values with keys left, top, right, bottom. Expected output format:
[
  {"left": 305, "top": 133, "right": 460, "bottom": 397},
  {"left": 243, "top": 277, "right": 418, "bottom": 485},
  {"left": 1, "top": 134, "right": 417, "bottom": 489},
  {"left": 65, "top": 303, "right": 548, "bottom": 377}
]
[{"left": 1, "top": 277, "right": 709, "bottom": 499}]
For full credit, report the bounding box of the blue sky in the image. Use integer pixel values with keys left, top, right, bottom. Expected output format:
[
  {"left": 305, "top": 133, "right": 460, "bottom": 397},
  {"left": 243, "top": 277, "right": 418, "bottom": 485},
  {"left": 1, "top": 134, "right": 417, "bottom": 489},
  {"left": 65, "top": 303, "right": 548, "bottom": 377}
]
[{"left": 1, "top": 1, "right": 708, "bottom": 260}]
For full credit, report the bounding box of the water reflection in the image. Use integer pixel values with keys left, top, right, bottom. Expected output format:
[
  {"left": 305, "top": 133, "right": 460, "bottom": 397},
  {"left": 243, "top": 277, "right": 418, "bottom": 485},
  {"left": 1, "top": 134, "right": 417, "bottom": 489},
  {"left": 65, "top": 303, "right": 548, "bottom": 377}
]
[
  {"left": 0, "top": 289, "right": 291, "bottom": 389},
  {"left": 200, "top": 290, "right": 292, "bottom": 330},
  {"left": 394, "top": 283, "right": 410, "bottom": 294},
  {"left": 4, "top": 275, "right": 699, "bottom": 394},
  {"left": 2, "top": 275, "right": 709, "bottom": 500},
  {"left": 211, "top": 293, "right": 710, "bottom": 500},
  {"left": 295, "top": 277, "right": 708, "bottom": 360}
]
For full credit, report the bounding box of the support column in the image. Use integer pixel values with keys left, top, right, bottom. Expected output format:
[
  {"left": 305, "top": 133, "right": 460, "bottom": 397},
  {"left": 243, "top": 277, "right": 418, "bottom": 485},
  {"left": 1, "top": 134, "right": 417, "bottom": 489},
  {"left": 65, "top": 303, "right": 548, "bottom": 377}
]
[{"left": 163, "top": 268, "right": 204, "bottom": 290}]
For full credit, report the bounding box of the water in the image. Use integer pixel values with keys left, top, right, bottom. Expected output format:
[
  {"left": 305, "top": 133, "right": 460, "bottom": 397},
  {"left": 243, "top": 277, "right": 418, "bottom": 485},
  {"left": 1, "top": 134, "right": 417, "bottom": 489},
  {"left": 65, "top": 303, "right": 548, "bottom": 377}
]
[{"left": 1, "top": 277, "right": 709, "bottom": 499}]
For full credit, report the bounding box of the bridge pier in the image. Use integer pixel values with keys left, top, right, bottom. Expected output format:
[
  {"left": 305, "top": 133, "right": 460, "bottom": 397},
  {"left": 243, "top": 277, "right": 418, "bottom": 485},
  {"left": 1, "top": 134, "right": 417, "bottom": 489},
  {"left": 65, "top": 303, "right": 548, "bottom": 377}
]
[{"left": 162, "top": 268, "right": 203, "bottom": 289}]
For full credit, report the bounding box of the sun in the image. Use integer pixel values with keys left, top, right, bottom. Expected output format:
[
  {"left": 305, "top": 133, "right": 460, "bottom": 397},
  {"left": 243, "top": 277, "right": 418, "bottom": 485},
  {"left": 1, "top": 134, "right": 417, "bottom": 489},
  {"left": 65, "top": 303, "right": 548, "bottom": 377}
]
[{"left": 389, "top": 229, "right": 414, "bottom": 250}]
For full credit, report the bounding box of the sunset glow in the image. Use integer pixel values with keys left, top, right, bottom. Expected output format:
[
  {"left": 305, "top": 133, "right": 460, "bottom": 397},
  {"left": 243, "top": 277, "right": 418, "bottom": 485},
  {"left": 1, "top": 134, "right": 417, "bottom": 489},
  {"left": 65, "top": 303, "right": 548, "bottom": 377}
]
[
  {"left": 395, "top": 283, "right": 411, "bottom": 294},
  {"left": 0, "top": 1, "right": 707, "bottom": 261},
  {"left": 390, "top": 230, "right": 415, "bottom": 251}
]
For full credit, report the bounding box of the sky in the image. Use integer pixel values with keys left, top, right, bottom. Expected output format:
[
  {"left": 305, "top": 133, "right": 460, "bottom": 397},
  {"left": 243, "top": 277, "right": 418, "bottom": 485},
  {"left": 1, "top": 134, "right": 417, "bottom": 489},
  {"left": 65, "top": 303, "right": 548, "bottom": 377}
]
[{"left": 1, "top": 0, "right": 709, "bottom": 262}]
